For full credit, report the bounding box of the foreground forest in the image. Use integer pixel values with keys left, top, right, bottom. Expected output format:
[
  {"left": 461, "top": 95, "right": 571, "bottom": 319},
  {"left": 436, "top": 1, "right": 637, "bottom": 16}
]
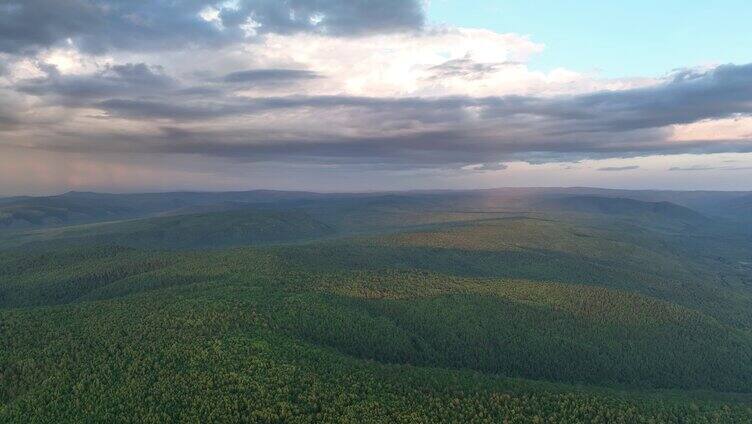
[{"left": 2, "top": 188, "right": 752, "bottom": 422}]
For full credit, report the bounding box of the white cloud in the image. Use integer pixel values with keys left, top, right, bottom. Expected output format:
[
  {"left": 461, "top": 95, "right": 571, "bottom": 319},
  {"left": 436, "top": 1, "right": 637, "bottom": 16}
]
[
  {"left": 671, "top": 115, "right": 752, "bottom": 141},
  {"left": 240, "top": 15, "right": 263, "bottom": 38},
  {"left": 242, "top": 28, "right": 555, "bottom": 97},
  {"left": 20, "top": 24, "right": 652, "bottom": 101},
  {"left": 198, "top": 6, "right": 223, "bottom": 29}
]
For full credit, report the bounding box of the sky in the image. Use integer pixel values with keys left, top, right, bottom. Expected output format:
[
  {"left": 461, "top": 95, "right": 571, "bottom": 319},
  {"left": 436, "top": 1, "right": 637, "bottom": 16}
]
[
  {"left": 1, "top": 0, "right": 752, "bottom": 195},
  {"left": 429, "top": 0, "right": 752, "bottom": 78}
]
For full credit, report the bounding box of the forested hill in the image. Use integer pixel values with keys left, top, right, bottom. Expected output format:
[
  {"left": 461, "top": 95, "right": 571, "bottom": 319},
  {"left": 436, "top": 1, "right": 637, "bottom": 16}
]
[
  {"left": 534, "top": 196, "right": 708, "bottom": 222},
  {"left": 17, "top": 209, "right": 336, "bottom": 249},
  {"left": 2, "top": 188, "right": 752, "bottom": 422},
  {"left": 0, "top": 190, "right": 332, "bottom": 229},
  {"left": 3, "top": 187, "right": 752, "bottom": 230}
]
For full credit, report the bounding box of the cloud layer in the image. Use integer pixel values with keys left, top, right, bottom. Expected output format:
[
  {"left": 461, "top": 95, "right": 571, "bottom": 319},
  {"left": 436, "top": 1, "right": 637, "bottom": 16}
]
[
  {"left": 11, "top": 61, "right": 752, "bottom": 166},
  {"left": 0, "top": 0, "right": 425, "bottom": 54},
  {"left": 1, "top": 0, "right": 752, "bottom": 193}
]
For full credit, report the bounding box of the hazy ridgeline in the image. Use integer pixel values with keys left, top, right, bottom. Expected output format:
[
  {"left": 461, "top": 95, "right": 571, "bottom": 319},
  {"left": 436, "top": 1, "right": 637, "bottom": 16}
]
[{"left": 2, "top": 188, "right": 752, "bottom": 422}]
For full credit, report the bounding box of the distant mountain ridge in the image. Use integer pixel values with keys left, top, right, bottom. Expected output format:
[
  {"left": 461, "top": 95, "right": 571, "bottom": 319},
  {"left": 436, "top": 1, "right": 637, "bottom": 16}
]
[
  {"left": 0, "top": 190, "right": 334, "bottom": 229},
  {"left": 47, "top": 209, "right": 336, "bottom": 249},
  {"left": 535, "top": 195, "right": 708, "bottom": 222},
  {"left": 0, "top": 197, "right": 133, "bottom": 229},
  {"left": 1, "top": 187, "right": 751, "bottom": 230}
]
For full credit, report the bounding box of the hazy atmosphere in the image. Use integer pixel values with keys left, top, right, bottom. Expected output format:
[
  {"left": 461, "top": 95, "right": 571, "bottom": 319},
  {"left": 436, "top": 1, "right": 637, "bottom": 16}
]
[{"left": 2, "top": 0, "right": 752, "bottom": 194}]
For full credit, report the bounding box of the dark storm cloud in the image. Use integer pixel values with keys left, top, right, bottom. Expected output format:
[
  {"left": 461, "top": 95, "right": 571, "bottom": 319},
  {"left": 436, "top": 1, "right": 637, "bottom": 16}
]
[
  {"left": 0, "top": 0, "right": 426, "bottom": 54},
  {"left": 598, "top": 166, "right": 639, "bottom": 171},
  {"left": 222, "top": 69, "right": 320, "bottom": 84}
]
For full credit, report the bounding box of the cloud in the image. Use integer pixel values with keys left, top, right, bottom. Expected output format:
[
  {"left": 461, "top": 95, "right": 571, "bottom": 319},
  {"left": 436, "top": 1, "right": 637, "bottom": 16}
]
[
  {"left": 94, "top": 99, "right": 240, "bottom": 120},
  {"left": 481, "top": 63, "right": 752, "bottom": 133},
  {"left": 671, "top": 115, "right": 752, "bottom": 142},
  {"left": 222, "top": 68, "right": 320, "bottom": 84},
  {"left": 669, "top": 165, "right": 752, "bottom": 171},
  {"left": 0, "top": 114, "right": 18, "bottom": 131},
  {"left": 427, "top": 54, "right": 519, "bottom": 80},
  {"left": 468, "top": 162, "right": 509, "bottom": 172},
  {"left": 0, "top": 0, "right": 426, "bottom": 54},
  {"left": 5, "top": 1, "right": 752, "bottom": 192},
  {"left": 219, "top": 0, "right": 425, "bottom": 37},
  {"left": 0, "top": 88, "right": 28, "bottom": 131},
  {"left": 668, "top": 165, "right": 717, "bottom": 171},
  {"left": 0, "top": 1, "right": 227, "bottom": 54},
  {"left": 108, "top": 63, "right": 174, "bottom": 86},
  {"left": 597, "top": 166, "right": 640, "bottom": 171},
  {"left": 236, "top": 28, "right": 548, "bottom": 97},
  {"left": 17, "top": 62, "right": 176, "bottom": 101},
  {"left": 9, "top": 62, "right": 752, "bottom": 169},
  {"left": 5, "top": 2, "right": 752, "bottom": 193}
]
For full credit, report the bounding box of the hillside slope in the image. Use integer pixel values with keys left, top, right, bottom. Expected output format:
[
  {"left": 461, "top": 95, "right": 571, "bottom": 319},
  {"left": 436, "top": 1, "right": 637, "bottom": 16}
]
[
  {"left": 8, "top": 209, "right": 335, "bottom": 250},
  {"left": 535, "top": 196, "right": 707, "bottom": 222},
  {"left": 2, "top": 190, "right": 752, "bottom": 421},
  {"left": 0, "top": 198, "right": 133, "bottom": 229},
  {"left": 2, "top": 246, "right": 752, "bottom": 423}
]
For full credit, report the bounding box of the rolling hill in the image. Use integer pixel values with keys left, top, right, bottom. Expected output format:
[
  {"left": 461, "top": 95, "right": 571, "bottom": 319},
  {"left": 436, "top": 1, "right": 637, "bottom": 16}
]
[
  {"left": 2, "top": 188, "right": 752, "bottom": 422},
  {"left": 13, "top": 209, "right": 335, "bottom": 250},
  {"left": 535, "top": 195, "right": 707, "bottom": 220},
  {"left": 0, "top": 190, "right": 340, "bottom": 230},
  {"left": 3, "top": 187, "right": 751, "bottom": 230},
  {"left": 0, "top": 197, "right": 133, "bottom": 229}
]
